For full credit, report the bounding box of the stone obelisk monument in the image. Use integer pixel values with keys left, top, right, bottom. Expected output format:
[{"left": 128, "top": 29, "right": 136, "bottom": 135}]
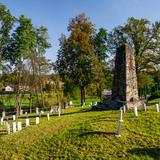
[{"left": 111, "top": 44, "right": 141, "bottom": 109}]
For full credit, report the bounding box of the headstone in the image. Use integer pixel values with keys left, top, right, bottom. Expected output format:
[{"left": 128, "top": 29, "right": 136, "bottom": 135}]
[
  {"left": 155, "top": 104, "right": 159, "bottom": 112},
  {"left": 12, "top": 122, "right": 16, "bottom": 133},
  {"left": 123, "top": 105, "right": 126, "bottom": 113},
  {"left": 0, "top": 117, "right": 3, "bottom": 125},
  {"left": 134, "top": 106, "right": 138, "bottom": 117},
  {"left": 69, "top": 101, "right": 73, "bottom": 106},
  {"left": 17, "top": 122, "right": 22, "bottom": 131},
  {"left": 26, "top": 118, "right": 30, "bottom": 126},
  {"left": 20, "top": 109, "right": 23, "bottom": 115},
  {"left": 115, "top": 120, "right": 121, "bottom": 137},
  {"left": 36, "top": 117, "right": 39, "bottom": 124},
  {"left": 112, "top": 44, "right": 141, "bottom": 109},
  {"left": 13, "top": 115, "right": 16, "bottom": 121},
  {"left": 47, "top": 113, "right": 50, "bottom": 121},
  {"left": 36, "top": 108, "right": 39, "bottom": 114},
  {"left": 6, "top": 122, "right": 10, "bottom": 134},
  {"left": 41, "top": 110, "right": 44, "bottom": 114},
  {"left": 119, "top": 108, "right": 123, "bottom": 122},
  {"left": 143, "top": 102, "right": 147, "bottom": 111},
  {"left": 2, "top": 111, "right": 6, "bottom": 118}
]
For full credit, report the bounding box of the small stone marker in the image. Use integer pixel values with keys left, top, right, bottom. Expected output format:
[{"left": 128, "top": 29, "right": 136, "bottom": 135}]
[
  {"left": 119, "top": 108, "right": 123, "bottom": 122},
  {"left": 143, "top": 102, "right": 147, "bottom": 111},
  {"left": 69, "top": 101, "right": 73, "bottom": 106},
  {"left": 2, "top": 111, "right": 6, "bottom": 118},
  {"left": 17, "top": 122, "right": 22, "bottom": 131},
  {"left": 36, "top": 117, "right": 39, "bottom": 124},
  {"left": 26, "top": 118, "right": 30, "bottom": 126},
  {"left": 58, "top": 103, "right": 61, "bottom": 117},
  {"left": 13, "top": 115, "right": 16, "bottom": 121},
  {"left": 36, "top": 108, "right": 39, "bottom": 114},
  {"left": 123, "top": 105, "right": 126, "bottom": 113},
  {"left": 0, "top": 117, "right": 4, "bottom": 125},
  {"left": 12, "top": 122, "right": 16, "bottom": 133},
  {"left": 134, "top": 106, "right": 138, "bottom": 117},
  {"left": 155, "top": 104, "right": 159, "bottom": 112},
  {"left": 20, "top": 109, "right": 23, "bottom": 115},
  {"left": 6, "top": 122, "right": 10, "bottom": 134},
  {"left": 41, "top": 110, "right": 44, "bottom": 114},
  {"left": 115, "top": 120, "right": 121, "bottom": 137},
  {"left": 47, "top": 113, "right": 50, "bottom": 121}
]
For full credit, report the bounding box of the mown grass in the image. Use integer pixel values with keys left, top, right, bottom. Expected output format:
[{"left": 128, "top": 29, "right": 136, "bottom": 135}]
[{"left": 0, "top": 104, "right": 159, "bottom": 160}]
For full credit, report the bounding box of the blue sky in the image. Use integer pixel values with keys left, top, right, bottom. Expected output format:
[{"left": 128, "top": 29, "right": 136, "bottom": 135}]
[{"left": 1, "top": 0, "right": 160, "bottom": 62}]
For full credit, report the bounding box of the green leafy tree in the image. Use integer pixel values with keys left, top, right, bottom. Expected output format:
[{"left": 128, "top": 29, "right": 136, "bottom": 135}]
[
  {"left": 107, "top": 17, "right": 160, "bottom": 89},
  {"left": 56, "top": 14, "right": 99, "bottom": 106}
]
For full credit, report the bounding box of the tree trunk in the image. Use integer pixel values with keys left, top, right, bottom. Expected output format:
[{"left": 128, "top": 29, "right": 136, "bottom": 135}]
[
  {"left": 29, "top": 92, "right": 33, "bottom": 114},
  {"left": 80, "top": 86, "right": 85, "bottom": 106}
]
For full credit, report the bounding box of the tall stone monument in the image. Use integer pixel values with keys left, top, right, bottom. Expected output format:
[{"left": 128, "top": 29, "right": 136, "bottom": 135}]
[
  {"left": 95, "top": 44, "right": 141, "bottom": 110},
  {"left": 111, "top": 44, "right": 141, "bottom": 109}
]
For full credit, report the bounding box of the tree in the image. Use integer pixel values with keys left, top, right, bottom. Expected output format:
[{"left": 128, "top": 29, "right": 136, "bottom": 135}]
[
  {"left": 93, "top": 28, "right": 111, "bottom": 99},
  {"left": 56, "top": 14, "right": 99, "bottom": 106},
  {"left": 3, "top": 14, "right": 51, "bottom": 113},
  {"left": 107, "top": 17, "right": 160, "bottom": 88}
]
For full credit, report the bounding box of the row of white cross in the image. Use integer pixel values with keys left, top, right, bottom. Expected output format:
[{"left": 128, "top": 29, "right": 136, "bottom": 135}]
[{"left": 115, "top": 103, "right": 160, "bottom": 137}]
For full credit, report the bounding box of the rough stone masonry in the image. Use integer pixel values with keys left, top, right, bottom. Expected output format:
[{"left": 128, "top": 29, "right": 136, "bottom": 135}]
[
  {"left": 96, "top": 44, "right": 142, "bottom": 110},
  {"left": 111, "top": 44, "right": 141, "bottom": 109}
]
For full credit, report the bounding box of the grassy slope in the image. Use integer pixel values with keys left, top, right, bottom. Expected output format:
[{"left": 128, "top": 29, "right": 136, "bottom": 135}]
[{"left": 0, "top": 105, "right": 160, "bottom": 159}]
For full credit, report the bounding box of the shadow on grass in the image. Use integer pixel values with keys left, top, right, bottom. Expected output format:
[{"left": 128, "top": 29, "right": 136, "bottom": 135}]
[
  {"left": 130, "top": 147, "right": 160, "bottom": 159},
  {"left": 79, "top": 131, "right": 115, "bottom": 137},
  {"left": 0, "top": 129, "right": 6, "bottom": 135}
]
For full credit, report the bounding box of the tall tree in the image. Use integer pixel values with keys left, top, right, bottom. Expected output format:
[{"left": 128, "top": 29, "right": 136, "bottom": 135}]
[
  {"left": 93, "top": 28, "right": 108, "bottom": 99},
  {"left": 56, "top": 14, "right": 98, "bottom": 106},
  {"left": 107, "top": 17, "right": 160, "bottom": 88}
]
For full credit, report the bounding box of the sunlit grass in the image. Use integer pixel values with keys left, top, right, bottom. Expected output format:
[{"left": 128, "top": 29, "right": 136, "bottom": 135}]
[{"left": 0, "top": 104, "right": 159, "bottom": 159}]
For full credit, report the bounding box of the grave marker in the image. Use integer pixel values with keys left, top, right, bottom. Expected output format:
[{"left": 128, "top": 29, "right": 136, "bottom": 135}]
[
  {"left": 143, "top": 102, "right": 147, "bottom": 112},
  {"left": 155, "top": 104, "right": 159, "bottom": 112},
  {"left": 36, "top": 108, "right": 39, "bottom": 114},
  {"left": 47, "top": 113, "right": 50, "bottom": 121},
  {"left": 26, "top": 118, "right": 30, "bottom": 126},
  {"left": 17, "top": 122, "right": 22, "bottom": 131},
  {"left": 134, "top": 106, "right": 138, "bottom": 117},
  {"left": 6, "top": 122, "right": 10, "bottom": 134},
  {"left": 2, "top": 111, "right": 5, "bottom": 118},
  {"left": 123, "top": 105, "right": 126, "bottom": 113},
  {"left": 20, "top": 109, "right": 23, "bottom": 115},
  {"left": 119, "top": 108, "right": 123, "bottom": 122},
  {"left": 115, "top": 120, "right": 121, "bottom": 137},
  {"left": 36, "top": 117, "right": 39, "bottom": 124},
  {"left": 0, "top": 117, "right": 3, "bottom": 125},
  {"left": 12, "top": 122, "right": 16, "bottom": 133},
  {"left": 13, "top": 115, "right": 16, "bottom": 121}
]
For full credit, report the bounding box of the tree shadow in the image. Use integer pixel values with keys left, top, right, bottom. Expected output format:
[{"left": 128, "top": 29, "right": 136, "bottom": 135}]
[
  {"left": 0, "top": 129, "right": 7, "bottom": 135},
  {"left": 130, "top": 147, "right": 160, "bottom": 159},
  {"left": 78, "top": 131, "right": 115, "bottom": 137}
]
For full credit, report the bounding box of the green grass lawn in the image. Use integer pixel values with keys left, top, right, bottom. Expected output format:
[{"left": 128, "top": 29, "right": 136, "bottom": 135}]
[{"left": 0, "top": 104, "right": 159, "bottom": 159}]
